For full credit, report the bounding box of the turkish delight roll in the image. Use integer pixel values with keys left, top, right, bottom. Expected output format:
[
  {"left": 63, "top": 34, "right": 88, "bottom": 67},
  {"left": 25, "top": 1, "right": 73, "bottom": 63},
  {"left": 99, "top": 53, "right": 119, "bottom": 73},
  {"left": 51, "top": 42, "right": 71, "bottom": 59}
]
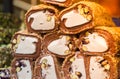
[
  {"left": 59, "top": 1, "right": 115, "bottom": 34},
  {"left": 42, "top": 32, "right": 76, "bottom": 58},
  {"left": 34, "top": 53, "right": 61, "bottom": 79},
  {"left": 88, "top": 55, "right": 120, "bottom": 79},
  {"left": 11, "top": 58, "right": 34, "bottom": 79},
  {"left": 62, "top": 53, "right": 120, "bottom": 79},
  {"left": 62, "top": 52, "right": 87, "bottom": 79},
  {"left": 78, "top": 26, "right": 120, "bottom": 56},
  {"left": 11, "top": 30, "right": 41, "bottom": 58},
  {"left": 25, "top": 4, "right": 59, "bottom": 34}
]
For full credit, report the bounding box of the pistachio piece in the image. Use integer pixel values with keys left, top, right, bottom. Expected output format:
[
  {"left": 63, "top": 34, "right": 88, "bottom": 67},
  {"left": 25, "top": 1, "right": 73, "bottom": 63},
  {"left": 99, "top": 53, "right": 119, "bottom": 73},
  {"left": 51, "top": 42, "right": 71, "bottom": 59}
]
[
  {"left": 104, "top": 64, "right": 110, "bottom": 70},
  {"left": 14, "top": 44, "right": 18, "bottom": 50},
  {"left": 17, "top": 35, "right": 21, "bottom": 42},
  {"left": 12, "top": 39, "right": 17, "bottom": 44},
  {"left": 47, "top": 15, "right": 52, "bottom": 22},
  {"left": 17, "top": 38, "right": 20, "bottom": 43},
  {"left": 41, "top": 63, "right": 46, "bottom": 69},
  {"left": 82, "top": 46, "right": 88, "bottom": 51},
  {"left": 78, "top": 8, "right": 84, "bottom": 15},
  {"left": 101, "top": 60, "right": 108, "bottom": 66},
  {"left": 75, "top": 71, "right": 82, "bottom": 78},
  {"left": 64, "top": 50, "right": 70, "bottom": 55},
  {"left": 70, "top": 57, "right": 75, "bottom": 62},
  {"left": 42, "top": 59, "right": 48, "bottom": 64},
  {"left": 66, "top": 36, "right": 71, "bottom": 41},
  {"left": 69, "top": 44, "right": 73, "bottom": 50},
  {"left": 84, "top": 7, "right": 89, "bottom": 14},
  {"left": 86, "top": 15, "right": 92, "bottom": 21},
  {"left": 85, "top": 32, "right": 90, "bottom": 36},
  {"left": 16, "top": 67, "right": 21, "bottom": 72}
]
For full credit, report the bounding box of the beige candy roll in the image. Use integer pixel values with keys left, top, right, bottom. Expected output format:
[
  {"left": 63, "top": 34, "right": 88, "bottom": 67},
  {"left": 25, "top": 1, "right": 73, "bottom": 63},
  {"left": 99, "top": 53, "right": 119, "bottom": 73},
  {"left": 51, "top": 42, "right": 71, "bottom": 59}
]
[
  {"left": 11, "top": 57, "right": 34, "bottom": 79},
  {"left": 78, "top": 26, "right": 120, "bottom": 56},
  {"left": 59, "top": 1, "right": 115, "bottom": 34},
  {"left": 34, "top": 53, "right": 61, "bottom": 79},
  {"left": 11, "top": 30, "right": 41, "bottom": 59},
  {"left": 25, "top": 4, "right": 59, "bottom": 34}
]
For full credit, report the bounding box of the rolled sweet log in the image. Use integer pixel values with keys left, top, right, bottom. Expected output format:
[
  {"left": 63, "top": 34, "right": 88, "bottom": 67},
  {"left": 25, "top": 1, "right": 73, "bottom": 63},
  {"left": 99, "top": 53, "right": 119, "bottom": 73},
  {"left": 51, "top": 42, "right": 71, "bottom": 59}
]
[
  {"left": 11, "top": 30, "right": 41, "bottom": 58},
  {"left": 11, "top": 58, "right": 34, "bottom": 79},
  {"left": 25, "top": 4, "right": 59, "bottom": 34},
  {"left": 62, "top": 52, "right": 87, "bottom": 79},
  {"left": 62, "top": 52, "right": 120, "bottom": 79},
  {"left": 42, "top": 32, "right": 76, "bottom": 58},
  {"left": 78, "top": 26, "right": 120, "bottom": 56},
  {"left": 88, "top": 55, "right": 120, "bottom": 79},
  {"left": 59, "top": 1, "right": 115, "bottom": 34},
  {"left": 34, "top": 53, "right": 61, "bottom": 79}
]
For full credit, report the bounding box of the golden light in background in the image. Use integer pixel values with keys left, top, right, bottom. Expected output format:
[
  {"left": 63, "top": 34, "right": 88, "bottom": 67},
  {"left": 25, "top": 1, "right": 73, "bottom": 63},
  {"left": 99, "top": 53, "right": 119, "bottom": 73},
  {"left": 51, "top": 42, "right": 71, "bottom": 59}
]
[{"left": 97, "top": 0, "right": 120, "bottom": 17}]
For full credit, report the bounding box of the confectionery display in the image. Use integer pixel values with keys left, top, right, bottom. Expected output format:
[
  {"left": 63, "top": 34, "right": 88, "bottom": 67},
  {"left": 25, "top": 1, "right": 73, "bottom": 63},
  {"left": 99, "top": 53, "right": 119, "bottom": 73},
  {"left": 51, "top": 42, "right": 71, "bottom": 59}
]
[
  {"left": 9, "top": 0, "right": 120, "bottom": 79},
  {"left": 11, "top": 30, "right": 41, "bottom": 58}
]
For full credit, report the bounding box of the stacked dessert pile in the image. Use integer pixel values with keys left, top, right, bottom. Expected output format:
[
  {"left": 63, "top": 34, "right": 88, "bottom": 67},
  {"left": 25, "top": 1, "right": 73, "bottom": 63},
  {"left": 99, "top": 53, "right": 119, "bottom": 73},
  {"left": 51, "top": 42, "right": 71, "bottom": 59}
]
[{"left": 10, "top": 0, "right": 120, "bottom": 79}]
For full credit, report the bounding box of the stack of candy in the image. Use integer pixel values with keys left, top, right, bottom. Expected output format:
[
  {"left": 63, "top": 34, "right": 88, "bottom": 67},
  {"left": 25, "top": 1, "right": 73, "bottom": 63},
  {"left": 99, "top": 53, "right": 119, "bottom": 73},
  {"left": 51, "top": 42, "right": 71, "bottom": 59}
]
[{"left": 10, "top": 0, "right": 120, "bottom": 79}]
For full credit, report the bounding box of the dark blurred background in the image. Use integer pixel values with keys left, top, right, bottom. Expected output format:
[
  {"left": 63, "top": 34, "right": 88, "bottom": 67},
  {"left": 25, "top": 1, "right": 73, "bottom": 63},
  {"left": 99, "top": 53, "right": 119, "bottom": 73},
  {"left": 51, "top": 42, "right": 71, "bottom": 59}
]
[
  {"left": 0, "top": 0, "right": 40, "bottom": 68},
  {"left": 0, "top": 0, "right": 40, "bottom": 20}
]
